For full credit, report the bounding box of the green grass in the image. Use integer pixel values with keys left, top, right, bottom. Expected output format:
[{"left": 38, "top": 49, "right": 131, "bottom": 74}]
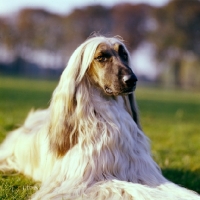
[
  {"left": 136, "top": 86, "right": 200, "bottom": 193},
  {"left": 0, "top": 76, "right": 200, "bottom": 199},
  {"left": 0, "top": 76, "right": 57, "bottom": 142}
]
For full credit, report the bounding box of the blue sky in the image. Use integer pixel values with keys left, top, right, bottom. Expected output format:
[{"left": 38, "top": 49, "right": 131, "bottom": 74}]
[{"left": 0, "top": 0, "right": 169, "bottom": 16}]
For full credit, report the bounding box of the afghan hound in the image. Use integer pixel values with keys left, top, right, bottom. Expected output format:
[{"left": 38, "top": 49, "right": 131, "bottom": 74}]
[{"left": 0, "top": 35, "right": 199, "bottom": 200}]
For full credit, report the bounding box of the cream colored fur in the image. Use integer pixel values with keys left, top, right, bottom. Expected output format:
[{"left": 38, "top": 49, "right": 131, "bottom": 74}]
[{"left": 0, "top": 36, "right": 199, "bottom": 199}]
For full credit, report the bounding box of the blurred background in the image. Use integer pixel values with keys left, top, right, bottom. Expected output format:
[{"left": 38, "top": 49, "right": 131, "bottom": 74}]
[{"left": 0, "top": 0, "right": 200, "bottom": 89}]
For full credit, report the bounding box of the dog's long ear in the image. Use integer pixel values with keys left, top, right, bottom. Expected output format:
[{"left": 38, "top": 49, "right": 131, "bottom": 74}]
[
  {"left": 124, "top": 93, "right": 142, "bottom": 130},
  {"left": 48, "top": 71, "right": 79, "bottom": 157},
  {"left": 48, "top": 38, "right": 100, "bottom": 157},
  {"left": 48, "top": 46, "right": 85, "bottom": 157}
]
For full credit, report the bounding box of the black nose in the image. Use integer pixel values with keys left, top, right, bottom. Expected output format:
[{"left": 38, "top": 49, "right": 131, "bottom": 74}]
[{"left": 122, "top": 74, "right": 137, "bottom": 86}]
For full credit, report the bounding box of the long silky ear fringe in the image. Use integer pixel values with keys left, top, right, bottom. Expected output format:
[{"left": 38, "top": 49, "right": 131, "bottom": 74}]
[
  {"left": 124, "top": 94, "right": 142, "bottom": 130},
  {"left": 48, "top": 80, "right": 78, "bottom": 157},
  {"left": 48, "top": 46, "right": 85, "bottom": 157},
  {"left": 47, "top": 37, "right": 103, "bottom": 157}
]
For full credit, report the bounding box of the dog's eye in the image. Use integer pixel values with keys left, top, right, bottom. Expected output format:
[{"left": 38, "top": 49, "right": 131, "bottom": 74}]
[
  {"left": 95, "top": 56, "right": 107, "bottom": 62},
  {"left": 122, "top": 52, "right": 128, "bottom": 61},
  {"left": 119, "top": 45, "right": 128, "bottom": 62}
]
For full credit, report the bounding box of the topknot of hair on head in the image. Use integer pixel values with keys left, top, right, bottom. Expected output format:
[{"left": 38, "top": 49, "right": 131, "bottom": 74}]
[{"left": 87, "top": 32, "right": 124, "bottom": 42}]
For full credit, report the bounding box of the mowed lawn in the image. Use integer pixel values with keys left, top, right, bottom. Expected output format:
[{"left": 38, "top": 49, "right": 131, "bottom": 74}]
[{"left": 0, "top": 76, "right": 200, "bottom": 199}]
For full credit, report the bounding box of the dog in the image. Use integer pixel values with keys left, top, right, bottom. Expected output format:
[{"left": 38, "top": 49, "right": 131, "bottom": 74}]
[{"left": 0, "top": 35, "right": 199, "bottom": 199}]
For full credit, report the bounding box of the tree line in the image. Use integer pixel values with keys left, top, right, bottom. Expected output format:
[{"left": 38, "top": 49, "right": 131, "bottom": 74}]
[{"left": 0, "top": 0, "right": 200, "bottom": 87}]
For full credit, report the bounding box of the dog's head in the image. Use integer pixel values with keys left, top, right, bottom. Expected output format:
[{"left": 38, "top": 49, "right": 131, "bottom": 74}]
[
  {"left": 87, "top": 40, "right": 137, "bottom": 96},
  {"left": 49, "top": 35, "right": 141, "bottom": 157}
]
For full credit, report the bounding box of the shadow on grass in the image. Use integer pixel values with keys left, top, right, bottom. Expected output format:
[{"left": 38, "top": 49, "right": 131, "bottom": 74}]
[
  {"left": 4, "top": 124, "right": 19, "bottom": 132},
  {"left": 162, "top": 168, "right": 200, "bottom": 194}
]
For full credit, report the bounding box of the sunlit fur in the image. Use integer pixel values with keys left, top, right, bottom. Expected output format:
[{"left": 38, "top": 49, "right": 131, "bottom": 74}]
[{"left": 0, "top": 36, "right": 199, "bottom": 200}]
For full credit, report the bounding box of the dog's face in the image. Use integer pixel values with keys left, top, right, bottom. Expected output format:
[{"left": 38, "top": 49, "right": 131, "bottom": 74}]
[{"left": 88, "top": 42, "right": 137, "bottom": 96}]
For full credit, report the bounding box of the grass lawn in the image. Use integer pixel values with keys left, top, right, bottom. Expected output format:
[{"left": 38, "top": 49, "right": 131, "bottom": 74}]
[{"left": 0, "top": 75, "right": 200, "bottom": 199}]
